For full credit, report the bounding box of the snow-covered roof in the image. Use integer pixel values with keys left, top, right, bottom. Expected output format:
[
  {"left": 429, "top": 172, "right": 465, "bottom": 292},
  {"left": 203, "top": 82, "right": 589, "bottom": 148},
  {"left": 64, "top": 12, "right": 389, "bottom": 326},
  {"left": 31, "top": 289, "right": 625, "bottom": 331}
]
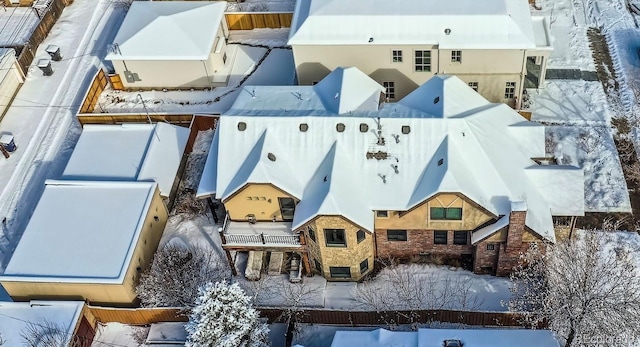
[
  {"left": 62, "top": 123, "right": 189, "bottom": 197},
  {"left": 1, "top": 180, "right": 157, "bottom": 284},
  {"left": 289, "top": 0, "right": 545, "bottom": 49},
  {"left": 0, "top": 301, "right": 84, "bottom": 346},
  {"left": 0, "top": 7, "right": 40, "bottom": 47},
  {"left": 330, "top": 328, "right": 560, "bottom": 347},
  {"left": 105, "top": 1, "right": 226, "bottom": 61},
  {"left": 201, "top": 69, "right": 585, "bottom": 242}
]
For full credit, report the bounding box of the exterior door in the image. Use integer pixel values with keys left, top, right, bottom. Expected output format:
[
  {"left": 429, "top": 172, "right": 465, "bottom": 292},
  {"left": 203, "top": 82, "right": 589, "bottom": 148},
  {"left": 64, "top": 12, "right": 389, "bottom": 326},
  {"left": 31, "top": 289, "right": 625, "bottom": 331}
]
[{"left": 278, "top": 197, "right": 296, "bottom": 221}]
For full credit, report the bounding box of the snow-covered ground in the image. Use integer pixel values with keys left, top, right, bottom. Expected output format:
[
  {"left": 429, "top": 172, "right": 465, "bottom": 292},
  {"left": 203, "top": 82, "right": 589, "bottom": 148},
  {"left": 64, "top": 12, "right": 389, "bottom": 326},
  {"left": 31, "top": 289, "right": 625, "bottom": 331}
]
[
  {"left": 0, "top": 0, "right": 126, "bottom": 272},
  {"left": 0, "top": 6, "right": 40, "bottom": 46},
  {"left": 226, "top": 0, "right": 295, "bottom": 12}
]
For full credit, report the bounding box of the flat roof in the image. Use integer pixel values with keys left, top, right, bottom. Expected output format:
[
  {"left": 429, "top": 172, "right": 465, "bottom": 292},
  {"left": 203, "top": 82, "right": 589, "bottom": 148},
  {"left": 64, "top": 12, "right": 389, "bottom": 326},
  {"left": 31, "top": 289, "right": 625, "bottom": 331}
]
[
  {"left": 1, "top": 180, "right": 157, "bottom": 284},
  {"left": 106, "top": 1, "right": 226, "bottom": 61},
  {"left": 62, "top": 123, "right": 189, "bottom": 197}
]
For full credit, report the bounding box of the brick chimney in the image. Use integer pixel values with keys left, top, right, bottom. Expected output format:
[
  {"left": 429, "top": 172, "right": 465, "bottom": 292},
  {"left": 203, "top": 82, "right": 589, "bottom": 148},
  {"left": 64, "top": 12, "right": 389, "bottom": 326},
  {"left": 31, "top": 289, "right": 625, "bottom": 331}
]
[{"left": 496, "top": 201, "right": 527, "bottom": 276}]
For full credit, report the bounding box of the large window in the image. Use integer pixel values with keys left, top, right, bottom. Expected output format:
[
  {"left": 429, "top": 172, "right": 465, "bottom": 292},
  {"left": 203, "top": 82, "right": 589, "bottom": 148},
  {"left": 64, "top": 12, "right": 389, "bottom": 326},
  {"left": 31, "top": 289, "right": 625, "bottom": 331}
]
[
  {"left": 278, "top": 197, "right": 296, "bottom": 221},
  {"left": 330, "top": 266, "right": 351, "bottom": 279},
  {"left": 307, "top": 226, "right": 316, "bottom": 242},
  {"left": 434, "top": 230, "right": 448, "bottom": 244},
  {"left": 430, "top": 207, "right": 463, "bottom": 220},
  {"left": 387, "top": 230, "right": 408, "bottom": 241},
  {"left": 415, "top": 50, "right": 431, "bottom": 72},
  {"left": 392, "top": 50, "right": 403, "bottom": 62},
  {"left": 451, "top": 50, "right": 462, "bottom": 63},
  {"left": 383, "top": 81, "right": 395, "bottom": 100},
  {"left": 357, "top": 229, "right": 366, "bottom": 243},
  {"left": 325, "top": 229, "right": 346, "bottom": 247},
  {"left": 360, "top": 259, "right": 369, "bottom": 274},
  {"left": 504, "top": 82, "right": 516, "bottom": 99},
  {"left": 453, "top": 231, "right": 468, "bottom": 245}
]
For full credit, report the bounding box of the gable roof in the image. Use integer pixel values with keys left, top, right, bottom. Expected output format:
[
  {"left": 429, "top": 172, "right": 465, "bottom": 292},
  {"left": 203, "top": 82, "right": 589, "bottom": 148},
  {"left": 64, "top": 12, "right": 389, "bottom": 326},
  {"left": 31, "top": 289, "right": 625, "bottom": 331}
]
[
  {"left": 289, "top": 0, "right": 540, "bottom": 49},
  {"left": 106, "top": 1, "right": 226, "bottom": 61},
  {"left": 62, "top": 123, "right": 189, "bottom": 197},
  {"left": 1, "top": 181, "right": 157, "bottom": 284},
  {"left": 201, "top": 69, "right": 584, "bottom": 241}
]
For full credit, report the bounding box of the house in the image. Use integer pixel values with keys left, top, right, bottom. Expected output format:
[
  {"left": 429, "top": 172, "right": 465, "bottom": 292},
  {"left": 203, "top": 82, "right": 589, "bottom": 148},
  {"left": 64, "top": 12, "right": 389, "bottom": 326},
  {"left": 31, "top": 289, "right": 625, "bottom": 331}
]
[
  {"left": 61, "top": 122, "right": 190, "bottom": 200},
  {"left": 0, "top": 49, "right": 24, "bottom": 119},
  {"left": 330, "top": 328, "right": 560, "bottom": 347},
  {"left": 0, "top": 180, "right": 168, "bottom": 305},
  {"left": 288, "top": 0, "right": 552, "bottom": 108},
  {"left": 105, "top": 1, "right": 231, "bottom": 89},
  {"left": 197, "top": 67, "right": 584, "bottom": 281},
  {"left": 0, "top": 301, "right": 96, "bottom": 347}
]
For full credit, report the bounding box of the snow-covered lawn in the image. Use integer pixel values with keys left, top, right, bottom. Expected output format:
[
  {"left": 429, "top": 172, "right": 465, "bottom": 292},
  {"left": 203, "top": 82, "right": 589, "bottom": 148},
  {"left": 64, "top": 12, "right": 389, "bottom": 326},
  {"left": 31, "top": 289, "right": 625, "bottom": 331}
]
[
  {"left": 226, "top": 0, "right": 295, "bottom": 12},
  {"left": 95, "top": 44, "right": 295, "bottom": 114},
  {"left": 529, "top": 81, "right": 611, "bottom": 125},
  {"left": 91, "top": 323, "right": 148, "bottom": 347}
]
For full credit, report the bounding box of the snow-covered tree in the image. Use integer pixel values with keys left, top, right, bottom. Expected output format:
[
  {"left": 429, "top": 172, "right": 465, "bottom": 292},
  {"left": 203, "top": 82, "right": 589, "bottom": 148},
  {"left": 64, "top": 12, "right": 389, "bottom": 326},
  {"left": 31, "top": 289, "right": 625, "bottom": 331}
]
[
  {"left": 137, "top": 244, "right": 230, "bottom": 307},
  {"left": 20, "top": 320, "right": 83, "bottom": 347},
  {"left": 510, "top": 232, "right": 640, "bottom": 347},
  {"left": 186, "top": 282, "right": 270, "bottom": 347}
]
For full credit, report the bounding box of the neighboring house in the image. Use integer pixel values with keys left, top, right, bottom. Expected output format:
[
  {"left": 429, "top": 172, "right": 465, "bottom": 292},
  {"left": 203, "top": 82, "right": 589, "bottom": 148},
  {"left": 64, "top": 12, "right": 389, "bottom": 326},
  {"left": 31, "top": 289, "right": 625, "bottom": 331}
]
[
  {"left": 197, "top": 67, "right": 584, "bottom": 281},
  {"left": 0, "top": 49, "right": 24, "bottom": 119},
  {"left": 0, "top": 180, "right": 168, "bottom": 305},
  {"left": 0, "top": 301, "right": 96, "bottom": 347},
  {"left": 330, "top": 328, "right": 560, "bottom": 347},
  {"left": 105, "top": 1, "right": 231, "bottom": 89},
  {"left": 288, "top": 0, "right": 552, "bottom": 108},
  {"left": 61, "top": 122, "right": 190, "bottom": 200}
]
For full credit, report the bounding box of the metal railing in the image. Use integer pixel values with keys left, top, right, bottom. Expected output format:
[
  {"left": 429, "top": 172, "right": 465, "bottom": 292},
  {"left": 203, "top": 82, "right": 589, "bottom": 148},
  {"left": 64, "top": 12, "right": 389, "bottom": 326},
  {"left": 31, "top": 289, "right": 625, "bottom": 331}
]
[{"left": 219, "top": 213, "right": 301, "bottom": 246}]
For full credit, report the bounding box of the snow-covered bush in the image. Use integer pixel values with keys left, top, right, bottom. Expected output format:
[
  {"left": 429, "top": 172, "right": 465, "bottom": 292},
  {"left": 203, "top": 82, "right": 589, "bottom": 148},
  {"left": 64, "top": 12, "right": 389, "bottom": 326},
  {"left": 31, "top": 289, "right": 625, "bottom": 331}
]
[
  {"left": 186, "top": 282, "right": 270, "bottom": 347},
  {"left": 510, "top": 231, "right": 640, "bottom": 347},
  {"left": 137, "top": 244, "right": 230, "bottom": 308}
]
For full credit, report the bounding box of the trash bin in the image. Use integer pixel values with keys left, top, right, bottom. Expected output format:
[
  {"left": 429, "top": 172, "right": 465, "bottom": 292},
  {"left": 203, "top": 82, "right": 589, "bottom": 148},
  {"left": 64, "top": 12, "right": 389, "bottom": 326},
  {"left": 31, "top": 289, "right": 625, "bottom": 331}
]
[
  {"left": 37, "top": 59, "right": 53, "bottom": 76},
  {"left": 45, "top": 45, "right": 62, "bottom": 61},
  {"left": 0, "top": 134, "right": 16, "bottom": 152}
]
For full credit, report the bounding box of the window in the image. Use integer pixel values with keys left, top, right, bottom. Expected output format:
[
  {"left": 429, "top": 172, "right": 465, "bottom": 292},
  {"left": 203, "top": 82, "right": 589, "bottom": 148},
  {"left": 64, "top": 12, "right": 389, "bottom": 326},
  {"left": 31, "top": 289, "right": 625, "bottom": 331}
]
[
  {"left": 383, "top": 81, "right": 395, "bottom": 100},
  {"left": 451, "top": 50, "right": 462, "bottom": 63},
  {"left": 325, "top": 228, "right": 346, "bottom": 247},
  {"left": 430, "top": 207, "right": 463, "bottom": 220},
  {"left": 278, "top": 197, "right": 296, "bottom": 221},
  {"left": 434, "top": 230, "right": 448, "bottom": 244},
  {"left": 414, "top": 50, "right": 431, "bottom": 72},
  {"left": 314, "top": 259, "right": 322, "bottom": 271},
  {"left": 453, "top": 231, "right": 468, "bottom": 245},
  {"left": 486, "top": 243, "right": 496, "bottom": 251},
  {"left": 360, "top": 259, "right": 369, "bottom": 274},
  {"left": 392, "top": 50, "right": 403, "bottom": 62},
  {"left": 504, "top": 82, "right": 516, "bottom": 99},
  {"left": 330, "top": 266, "right": 351, "bottom": 279},
  {"left": 357, "top": 229, "right": 366, "bottom": 243},
  {"left": 387, "top": 230, "right": 407, "bottom": 241},
  {"left": 359, "top": 123, "right": 369, "bottom": 132},
  {"left": 307, "top": 226, "right": 316, "bottom": 242},
  {"left": 468, "top": 82, "right": 478, "bottom": 92},
  {"left": 376, "top": 210, "right": 388, "bottom": 218},
  {"left": 401, "top": 125, "right": 411, "bottom": 134},
  {"left": 336, "top": 123, "right": 346, "bottom": 132}
]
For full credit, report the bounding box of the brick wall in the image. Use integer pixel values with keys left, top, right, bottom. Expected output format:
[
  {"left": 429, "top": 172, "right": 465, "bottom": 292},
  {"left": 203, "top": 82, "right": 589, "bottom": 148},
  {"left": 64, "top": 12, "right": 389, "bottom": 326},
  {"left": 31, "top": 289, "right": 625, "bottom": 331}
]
[
  {"left": 496, "top": 210, "right": 527, "bottom": 276},
  {"left": 473, "top": 239, "right": 500, "bottom": 274},
  {"left": 375, "top": 229, "right": 474, "bottom": 260}
]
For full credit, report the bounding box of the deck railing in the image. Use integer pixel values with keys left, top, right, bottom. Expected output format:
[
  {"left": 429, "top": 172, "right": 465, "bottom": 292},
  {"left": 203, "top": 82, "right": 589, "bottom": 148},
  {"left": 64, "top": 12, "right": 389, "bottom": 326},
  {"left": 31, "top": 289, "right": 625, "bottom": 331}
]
[{"left": 219, "top": 213, "right": 301, "bottom": 246}]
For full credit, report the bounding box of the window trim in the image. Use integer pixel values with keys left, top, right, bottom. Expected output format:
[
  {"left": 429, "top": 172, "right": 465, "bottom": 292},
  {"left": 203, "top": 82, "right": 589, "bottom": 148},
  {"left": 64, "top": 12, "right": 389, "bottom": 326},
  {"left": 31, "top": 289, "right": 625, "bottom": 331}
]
[
  {"left": 383, "top": 81, "right": 395, "bottom": 100},
  {"left": 324, "top": 228, "right": 347, "bottom": 247},
  {"left": 451, "top": 50, "right": 462, "bottom": 63},
  {"left": 329, "top": 266, "right": 352, "bottom": 279},
  {"left": 414, "top": 50, "right": 432, "bottom": 72},
  {"left": 357, "top": 229, "right": 366, "bottom": 243},
  {"left": 392, "top": 50, "right": 403, "bottom": 63},
  {"left": 430, "top": 207, "right": 463, "bottom": 220},
  {"left": 434, "top": 230, "right": 448, "bottom": 245},
  {"left": 504, "top": 81, "right": 516, "bottom": 99},
  {"left": 453, "top": 231, "right": 468, "bottom": 245},
  {"left": 387, "top": 229, "right": 408, "bottom": 241},
  {"left": 278, "top": 197, "right": 296, "bottom": 222}
]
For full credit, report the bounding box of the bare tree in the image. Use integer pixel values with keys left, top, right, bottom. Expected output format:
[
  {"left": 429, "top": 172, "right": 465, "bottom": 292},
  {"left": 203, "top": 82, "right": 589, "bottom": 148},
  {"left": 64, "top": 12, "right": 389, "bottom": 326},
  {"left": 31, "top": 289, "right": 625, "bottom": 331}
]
[
  {"left": 510, "top": 232, "right": 640, "bottom": 347},
  {"left": 137, "top": 244, "right": 231, "bottom": 308},
  {"left": 354, "top": 260, "right": 484, "bottom": 327},
  {"left": 20, "top": 320, "right": 83, "bottom": 347}
]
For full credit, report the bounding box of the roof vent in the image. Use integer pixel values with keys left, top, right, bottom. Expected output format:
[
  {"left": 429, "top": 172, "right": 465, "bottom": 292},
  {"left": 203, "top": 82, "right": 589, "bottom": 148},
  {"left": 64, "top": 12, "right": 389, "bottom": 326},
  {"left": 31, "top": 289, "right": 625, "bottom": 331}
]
[
  {"left": 359, "top": 123, "right": 369, "bottom": 132},
  {"left": 444, "top": 28, "right": 451, "bottom": 35},
  {"left": 237, "top": 122, "right": 247, "bottom": 131},
  {"left": 443, "top": 340, "right": 462, "bottom": 347},
  {"left": 392, "top": 164, "right": 399, "bottom": 174},
  {"left": 299, "top": 123, "right": 309, "bottom": 132},
  {"left": 336, "top": 123, "right": 346, "bottom": 132},
  {"left": 401, "top": 125, "right": 410, "bottom": 134},
  {"left": 438, "top": 158, "right": 444, "bottom": 166},
  {"left": 267, "top": 153, "right": 276, "bottom": 162},
  {"left": 434, "top": 96, "right": 440, "bottom": 104},
  {"left": 369, "top": 37, "right": 374, "bottom": 43},
  {"left": 378, "top": 174, "right": 386, "bottom": 184}
]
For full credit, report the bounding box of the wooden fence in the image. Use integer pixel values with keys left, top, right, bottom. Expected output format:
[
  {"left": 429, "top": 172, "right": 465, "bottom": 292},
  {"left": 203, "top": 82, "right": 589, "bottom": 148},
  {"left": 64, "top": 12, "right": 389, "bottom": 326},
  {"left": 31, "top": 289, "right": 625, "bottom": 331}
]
[
  {"left": 15, "top": 0, "right": 72, "bottom": 75},
  {"left": 259, "top": 308, "right": 531, "bottom": 327},
  {"left": 225, "top": 12, "right": 293, "bottom": 30},
  {"left": 185, "top": 115, "right": 218, "bottom": 153},
  {"left": 88, "top": 306, "right": 187, "bottom": 325},
  {"left": 79, "top": 69, "right": 108, "bottom": 113},
  {"left": 76, "top": 113, "right": 194, "bottom": 126}
]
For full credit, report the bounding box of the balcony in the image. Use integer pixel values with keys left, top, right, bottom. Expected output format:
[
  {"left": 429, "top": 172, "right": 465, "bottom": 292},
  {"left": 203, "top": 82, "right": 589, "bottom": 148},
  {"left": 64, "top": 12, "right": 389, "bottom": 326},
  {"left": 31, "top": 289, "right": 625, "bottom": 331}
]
[{"left": 219, "top": 214, "right": 302, "bottom": 248}]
